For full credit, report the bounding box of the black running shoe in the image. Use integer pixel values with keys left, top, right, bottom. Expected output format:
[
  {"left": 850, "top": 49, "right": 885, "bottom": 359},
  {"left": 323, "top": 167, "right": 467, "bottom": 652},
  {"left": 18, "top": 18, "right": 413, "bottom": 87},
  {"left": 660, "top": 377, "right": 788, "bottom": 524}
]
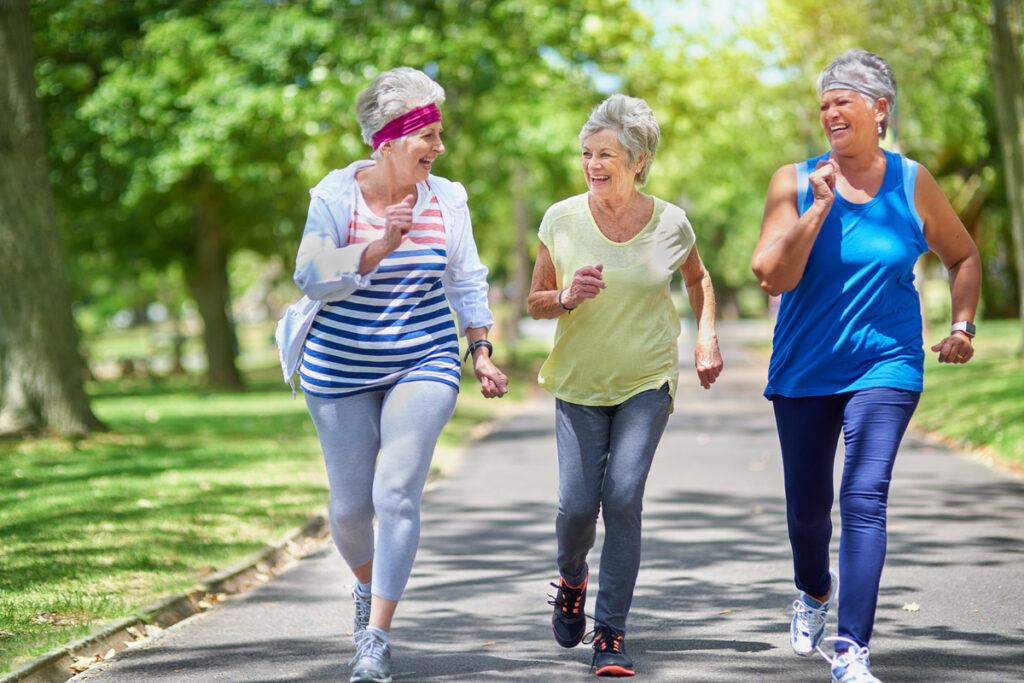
[
  {"left": 587, "top": 626, "right": 634, "bottom": 677},
  {"left": 548, "top": 569, "right": 588, "bottom": 648}
]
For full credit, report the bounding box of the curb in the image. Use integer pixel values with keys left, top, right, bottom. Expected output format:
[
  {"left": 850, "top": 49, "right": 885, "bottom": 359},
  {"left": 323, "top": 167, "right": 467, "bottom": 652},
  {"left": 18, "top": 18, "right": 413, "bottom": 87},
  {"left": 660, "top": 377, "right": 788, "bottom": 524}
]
[{"left": 1, "top": 515, "right": 330, "bottom": 683}]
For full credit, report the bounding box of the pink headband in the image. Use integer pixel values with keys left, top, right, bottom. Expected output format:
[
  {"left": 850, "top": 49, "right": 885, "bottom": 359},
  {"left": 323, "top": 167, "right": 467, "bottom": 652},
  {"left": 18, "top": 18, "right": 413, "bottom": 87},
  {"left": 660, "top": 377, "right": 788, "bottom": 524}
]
[{"left": 371, "top": 104, "right": 442, "bottom": 150}]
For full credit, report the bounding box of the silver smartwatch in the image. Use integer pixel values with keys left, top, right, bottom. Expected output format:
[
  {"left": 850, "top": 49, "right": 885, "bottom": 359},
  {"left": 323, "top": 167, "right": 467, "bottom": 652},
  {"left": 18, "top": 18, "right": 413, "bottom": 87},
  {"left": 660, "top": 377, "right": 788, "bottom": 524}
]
[{"left": 951, "top": 321, "right": 976, "bottom": 338}]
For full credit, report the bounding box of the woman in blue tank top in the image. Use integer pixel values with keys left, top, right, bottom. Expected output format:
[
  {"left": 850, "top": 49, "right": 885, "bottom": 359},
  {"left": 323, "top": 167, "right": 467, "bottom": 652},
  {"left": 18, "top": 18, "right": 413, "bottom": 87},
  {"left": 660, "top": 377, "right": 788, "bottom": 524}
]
[{"left": 752, "top": 50, "right": 981, "bottom": 683}]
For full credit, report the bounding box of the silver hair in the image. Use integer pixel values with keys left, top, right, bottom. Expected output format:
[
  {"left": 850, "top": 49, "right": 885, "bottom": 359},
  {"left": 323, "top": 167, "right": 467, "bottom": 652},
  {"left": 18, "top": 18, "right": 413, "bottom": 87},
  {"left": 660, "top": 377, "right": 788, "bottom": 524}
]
[
  {"left": 816, "top": 49, "right": 897, "bottom": 139},
  {"left": 579, "top": 94, "right": 660, "bottom": 186},
  {"left": 356, "top": 67, "right": 446, "bottom": 158}
]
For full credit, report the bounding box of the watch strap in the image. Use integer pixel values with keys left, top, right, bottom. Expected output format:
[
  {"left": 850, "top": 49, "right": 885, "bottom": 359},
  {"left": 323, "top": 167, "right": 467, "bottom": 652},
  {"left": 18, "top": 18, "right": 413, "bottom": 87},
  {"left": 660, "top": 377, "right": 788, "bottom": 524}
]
[{"left": 951, "top": 321, "right": 976, "bottom": 338}]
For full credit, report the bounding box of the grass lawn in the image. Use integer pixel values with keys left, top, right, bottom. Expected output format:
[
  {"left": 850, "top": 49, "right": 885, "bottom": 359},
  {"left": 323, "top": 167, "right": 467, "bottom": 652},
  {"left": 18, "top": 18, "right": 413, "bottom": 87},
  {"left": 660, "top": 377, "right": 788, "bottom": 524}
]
[
  {"left": 0, "top": 332, "right": 546, "bottom": 675},
  {"left": 914, "top": 319, "right": 1024, "bottom": 466}
]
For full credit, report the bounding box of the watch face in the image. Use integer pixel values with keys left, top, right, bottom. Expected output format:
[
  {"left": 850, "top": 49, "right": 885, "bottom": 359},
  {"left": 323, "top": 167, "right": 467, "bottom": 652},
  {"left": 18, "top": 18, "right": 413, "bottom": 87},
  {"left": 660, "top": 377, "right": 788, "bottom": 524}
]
[{"left": 965, "top": 321, "right": 976, "bottom": 335}]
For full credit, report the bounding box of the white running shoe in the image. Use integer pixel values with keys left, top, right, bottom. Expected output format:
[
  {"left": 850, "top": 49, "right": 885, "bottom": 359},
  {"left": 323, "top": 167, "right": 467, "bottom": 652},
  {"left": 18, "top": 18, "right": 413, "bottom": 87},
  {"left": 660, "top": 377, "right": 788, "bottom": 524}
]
[
  {"left": 349, "top": 627, "right": 391, "bottom": 683},
  {"left": 791, "top": 570, "right": 837, "bottom": 656},
  {"left": 819, "top": 636, "right": 881, "bottom": 683}
]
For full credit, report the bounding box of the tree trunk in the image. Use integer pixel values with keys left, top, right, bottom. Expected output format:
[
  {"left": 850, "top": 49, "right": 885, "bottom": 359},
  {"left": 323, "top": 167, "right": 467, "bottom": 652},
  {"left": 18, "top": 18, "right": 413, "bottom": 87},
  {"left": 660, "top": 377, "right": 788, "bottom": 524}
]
[
  {"left": 0, "top": 0, "right": 104, "bottom": 437},
  {"left": 184, "top": 191, "right": 243, "bottom": 390},
  {"left": 991, "top": 0, "right": 1024, "bottom": 355}
]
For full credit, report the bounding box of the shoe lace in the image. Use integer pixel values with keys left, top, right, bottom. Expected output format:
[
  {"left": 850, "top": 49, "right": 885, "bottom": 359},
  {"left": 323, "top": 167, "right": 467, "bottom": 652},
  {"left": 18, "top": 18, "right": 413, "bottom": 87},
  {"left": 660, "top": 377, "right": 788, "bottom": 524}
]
[
  {"left": 353, "top": 589, "right": 371, "bottom": 630},
  {"left": 818, "top": 636, "right": 877, "bottom": 682},
  {"left": 585, "top": 627, "right": 625, "bottom": 670},
  {"left": 547, "top": 578, "right": 585, "bottom": 617},
  {"left": 793, "top": 597, "right": 828, "bottom": 637},
  {"left": 584, "top": 627, "right": 624, "bottom": 652},
  {"left": 348, "top": 629, "right": 388, "bottom": 667}
]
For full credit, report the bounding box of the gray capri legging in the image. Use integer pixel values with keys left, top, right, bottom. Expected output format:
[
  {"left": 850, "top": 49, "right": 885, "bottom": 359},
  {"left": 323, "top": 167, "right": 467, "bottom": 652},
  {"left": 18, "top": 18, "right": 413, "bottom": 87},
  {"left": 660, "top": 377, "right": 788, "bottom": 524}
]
[
  {"left": 305, "top": 380, "right": 457, "bottom": 601},
  {"left": 555, "top": 384, "right": 672, "bottom": 633}
]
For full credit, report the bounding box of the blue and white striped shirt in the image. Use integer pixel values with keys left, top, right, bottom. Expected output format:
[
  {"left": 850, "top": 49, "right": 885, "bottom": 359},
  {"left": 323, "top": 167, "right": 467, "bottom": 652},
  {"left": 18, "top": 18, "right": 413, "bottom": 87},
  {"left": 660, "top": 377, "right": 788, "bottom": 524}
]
[{"left": 298, "top": 191, "right": 460, "bottom": 397}]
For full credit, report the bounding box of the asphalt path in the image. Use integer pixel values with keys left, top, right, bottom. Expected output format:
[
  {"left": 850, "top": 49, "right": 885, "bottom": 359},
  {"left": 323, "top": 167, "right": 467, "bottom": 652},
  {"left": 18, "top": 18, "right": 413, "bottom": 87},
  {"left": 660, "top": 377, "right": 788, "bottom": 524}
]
[{"left": 73, "top": 323, "right": 1024, "bottom": 682}]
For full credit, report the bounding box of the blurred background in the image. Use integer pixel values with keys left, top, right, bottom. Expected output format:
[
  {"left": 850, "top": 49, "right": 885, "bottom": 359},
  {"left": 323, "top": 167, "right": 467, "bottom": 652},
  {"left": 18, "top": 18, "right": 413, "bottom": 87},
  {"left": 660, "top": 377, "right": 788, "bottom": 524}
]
[
  {"left": 3, "top": 1, "right": 1024, "bottom": 673},
  {"left": 8, "top": 0, "right": 1022, "bottom": 399}
]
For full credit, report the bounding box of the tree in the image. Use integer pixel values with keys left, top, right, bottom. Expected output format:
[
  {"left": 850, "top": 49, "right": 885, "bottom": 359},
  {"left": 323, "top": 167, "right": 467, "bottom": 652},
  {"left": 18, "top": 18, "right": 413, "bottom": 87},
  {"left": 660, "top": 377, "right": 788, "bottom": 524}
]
[
  {"left": 0, "top": 0, "right": 104, "bottom": 437},
  {"left": 35, "top": 0, "right": 654, "bottom": 362},
  {"left": 990, "top": 0, "right": 1024, "bottom": 354}
]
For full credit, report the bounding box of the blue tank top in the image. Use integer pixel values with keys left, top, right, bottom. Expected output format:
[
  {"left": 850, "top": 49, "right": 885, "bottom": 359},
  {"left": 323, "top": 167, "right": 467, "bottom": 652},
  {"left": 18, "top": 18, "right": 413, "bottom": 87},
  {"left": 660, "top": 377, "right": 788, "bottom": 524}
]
[{"left": 765, "top": 150, "right": 928, "bottom": 398}]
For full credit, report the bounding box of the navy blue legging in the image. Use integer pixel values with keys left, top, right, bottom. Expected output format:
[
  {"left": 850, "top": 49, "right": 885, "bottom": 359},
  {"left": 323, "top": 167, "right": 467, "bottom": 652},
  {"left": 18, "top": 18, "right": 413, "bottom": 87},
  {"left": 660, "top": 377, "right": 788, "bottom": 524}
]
[{"left": 772, "top": 387, "right": 919, "bottom": 648}]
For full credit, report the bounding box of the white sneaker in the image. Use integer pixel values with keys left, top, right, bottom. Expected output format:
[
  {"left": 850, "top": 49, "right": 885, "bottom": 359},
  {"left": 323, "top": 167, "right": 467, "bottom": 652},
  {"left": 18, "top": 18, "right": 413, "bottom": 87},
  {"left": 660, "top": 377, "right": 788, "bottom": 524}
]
[
  {"left": 349, "top": 627, "right": 392, "bottom": 683},
  {"left": 819, "top": 636, "right": 881, "bottom": 683},
  {"left": 791, "top": 570, "right": 837, "bottom": 656}
]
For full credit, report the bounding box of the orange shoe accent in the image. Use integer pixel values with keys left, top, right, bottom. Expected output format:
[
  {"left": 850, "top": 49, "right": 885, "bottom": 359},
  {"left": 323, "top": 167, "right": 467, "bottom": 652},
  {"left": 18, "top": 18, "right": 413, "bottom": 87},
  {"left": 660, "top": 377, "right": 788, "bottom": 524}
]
[{"left": 594, "top": 663, "right": 635, "bottom": 677}]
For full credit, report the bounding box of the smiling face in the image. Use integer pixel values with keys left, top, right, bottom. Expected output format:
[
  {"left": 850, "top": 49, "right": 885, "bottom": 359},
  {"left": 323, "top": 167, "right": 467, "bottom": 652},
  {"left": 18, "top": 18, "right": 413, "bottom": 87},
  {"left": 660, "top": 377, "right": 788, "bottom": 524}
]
[
  {"left": 581, "top": 128, "right": 642, "bottom": 199},
  {"left": 819, "top": 89, "right": 887, "bottom": 151},
  {"left": 384, "top": 121, "right": 445, "bottom": 184}
]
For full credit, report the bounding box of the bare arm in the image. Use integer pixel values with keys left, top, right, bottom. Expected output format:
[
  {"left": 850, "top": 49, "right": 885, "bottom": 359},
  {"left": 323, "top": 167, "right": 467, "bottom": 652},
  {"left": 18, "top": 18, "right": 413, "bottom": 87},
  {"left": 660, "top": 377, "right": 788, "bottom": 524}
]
[
  {"left": 751, "top": 160, "right": 836, "bottom": 295},
  {"left": 680, "top": 246, "right": 723, "bottom": 389},
  {"left": 916, "top": 166, "right": 982, "bottom": 364},
  {"left": 463, "top": 325, "right": 508, "bottom": 398},
  {"left": 526, "top": 242, "right": 605, "bottom": 319}
]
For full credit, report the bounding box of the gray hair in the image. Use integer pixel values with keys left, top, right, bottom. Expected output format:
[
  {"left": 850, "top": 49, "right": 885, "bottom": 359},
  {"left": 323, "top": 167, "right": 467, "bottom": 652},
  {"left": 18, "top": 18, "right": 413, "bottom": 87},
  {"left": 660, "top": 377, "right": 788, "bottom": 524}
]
[
  {"left": 579, "top": 94, "right": 660, "bottom": 186},
  {"left": 816, "top": 49, "right": 897, "bottom": 138},
  {"left": 356, "top": 67, "right": 446, "bottom": 158}
]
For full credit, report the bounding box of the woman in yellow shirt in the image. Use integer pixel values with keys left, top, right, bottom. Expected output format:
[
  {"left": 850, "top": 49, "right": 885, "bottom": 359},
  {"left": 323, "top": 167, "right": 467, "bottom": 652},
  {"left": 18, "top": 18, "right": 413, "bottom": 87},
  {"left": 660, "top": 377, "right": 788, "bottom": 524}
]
[{"left": 527, "top": 93, "right": 723, "bottom": 677}]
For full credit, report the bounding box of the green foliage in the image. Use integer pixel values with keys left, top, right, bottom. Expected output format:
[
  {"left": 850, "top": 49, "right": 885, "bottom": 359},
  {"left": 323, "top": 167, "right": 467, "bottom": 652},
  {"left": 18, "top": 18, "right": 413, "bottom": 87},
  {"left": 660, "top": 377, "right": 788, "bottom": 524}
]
[
  {"left": 31, "top": 0, "right": 1022, "bottom": 328},
  {"left": 0, "top": 373, "right": 326, "bottom": 672},
  {"left": 916, "top": 319, "right": 1024, "bottom": 464},
  {"left": 34, "top": 0, "right": 653, "bottom": 307}
]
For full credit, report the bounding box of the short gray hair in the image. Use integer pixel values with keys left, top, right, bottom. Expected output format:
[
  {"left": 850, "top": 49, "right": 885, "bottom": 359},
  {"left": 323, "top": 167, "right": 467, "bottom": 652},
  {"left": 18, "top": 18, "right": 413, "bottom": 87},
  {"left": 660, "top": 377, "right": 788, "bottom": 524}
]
[
  {"left": 817, "top": 49, "right": 897, "bottom": 139},
  {"left": 356, "top": 67, "right": 446, "bottom": 157},
  {"left": 579, "top": 94, "right": 660, "bottom": 186}
]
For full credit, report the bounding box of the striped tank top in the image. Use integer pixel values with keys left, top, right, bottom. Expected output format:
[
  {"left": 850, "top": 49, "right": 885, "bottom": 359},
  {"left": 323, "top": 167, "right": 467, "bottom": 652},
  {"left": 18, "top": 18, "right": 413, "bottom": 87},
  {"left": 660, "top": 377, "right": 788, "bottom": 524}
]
[{"left": 298, "top": 189, "right": 461, "bottom": 398}]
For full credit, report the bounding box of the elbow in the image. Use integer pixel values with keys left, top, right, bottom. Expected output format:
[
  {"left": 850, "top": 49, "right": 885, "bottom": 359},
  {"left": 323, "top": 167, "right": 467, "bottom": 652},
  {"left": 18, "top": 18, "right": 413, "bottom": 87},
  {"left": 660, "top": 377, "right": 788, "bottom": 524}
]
[
  {"left": 751, "top": 258, "right": 789, "bottom": 297},
  {"left": 755, "top": 272, "right": 791, "bottom": 297},
  {"left": 525, "top": 298, "right": 543, "bottom": 320},
  {"left": 751, "top": 260, "right": 774, "bottom": 296}
]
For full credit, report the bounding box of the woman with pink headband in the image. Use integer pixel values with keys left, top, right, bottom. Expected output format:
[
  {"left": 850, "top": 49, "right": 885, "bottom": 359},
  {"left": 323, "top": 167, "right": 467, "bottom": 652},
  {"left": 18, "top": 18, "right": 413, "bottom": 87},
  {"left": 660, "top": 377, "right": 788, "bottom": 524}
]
[{"left": 276, "top": 66, "right": 507, "bottom": 683}]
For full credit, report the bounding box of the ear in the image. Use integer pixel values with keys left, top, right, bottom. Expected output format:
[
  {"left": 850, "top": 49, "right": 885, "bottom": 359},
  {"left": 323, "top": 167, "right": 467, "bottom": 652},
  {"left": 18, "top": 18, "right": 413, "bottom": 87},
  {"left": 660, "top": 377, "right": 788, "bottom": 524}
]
[
  {"left": 634, "top": 153, "right": 647, "bottom": 173},
  {"left": 873, "top": 97, "right": 889, "bottom": 124}
]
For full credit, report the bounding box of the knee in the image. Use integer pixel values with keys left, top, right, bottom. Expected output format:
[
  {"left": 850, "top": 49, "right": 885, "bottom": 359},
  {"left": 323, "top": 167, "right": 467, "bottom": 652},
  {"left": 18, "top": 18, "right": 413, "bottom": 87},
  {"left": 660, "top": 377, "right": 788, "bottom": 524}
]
[
  {"left": 787, "top": 505, "right": 831, "bottom": 536},
  {"left": 600, "top": 489, "right": 643, "bottom": 523},
  {"left": 840, "top": 487, "right": 888, "bottom": 521},
  {"left": 329, "top": 496, "right": 373, "bottom": 533},
  {"left": 558, "top": 501, "right": 600, "bottom": 532},
  {"left": 373, "top": 482, "right": 421, "bottom": 522}
]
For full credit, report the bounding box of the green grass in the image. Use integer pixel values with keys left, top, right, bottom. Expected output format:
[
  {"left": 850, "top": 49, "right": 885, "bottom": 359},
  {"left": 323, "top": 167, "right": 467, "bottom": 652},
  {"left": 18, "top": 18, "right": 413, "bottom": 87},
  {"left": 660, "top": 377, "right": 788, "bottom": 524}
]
[
  {"left": 914, "top": 319, "right": 1024, "bottom": 465},
  {"left": 0, "top": 331, "right": 547, "bottom": 675}
]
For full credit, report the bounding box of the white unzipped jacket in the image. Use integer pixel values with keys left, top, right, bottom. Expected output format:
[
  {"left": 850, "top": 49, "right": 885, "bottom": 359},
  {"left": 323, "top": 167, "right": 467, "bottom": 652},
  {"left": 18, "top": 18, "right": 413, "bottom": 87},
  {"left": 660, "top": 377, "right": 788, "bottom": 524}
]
[{"left": 275, "top": 159, "right": 493, "bottom": 392}]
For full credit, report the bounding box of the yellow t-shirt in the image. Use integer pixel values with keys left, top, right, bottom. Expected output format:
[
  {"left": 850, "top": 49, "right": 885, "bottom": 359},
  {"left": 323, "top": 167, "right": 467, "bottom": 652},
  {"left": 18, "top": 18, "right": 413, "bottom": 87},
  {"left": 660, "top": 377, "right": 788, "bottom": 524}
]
[{"left": 538, "top": 193, "right": 696, "bottom": 406}]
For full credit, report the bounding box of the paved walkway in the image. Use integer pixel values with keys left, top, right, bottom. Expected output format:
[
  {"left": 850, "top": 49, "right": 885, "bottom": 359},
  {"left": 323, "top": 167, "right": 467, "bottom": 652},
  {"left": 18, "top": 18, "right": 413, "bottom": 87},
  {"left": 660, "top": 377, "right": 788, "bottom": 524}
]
[{"left": 74, "top": 325, "right": 1024, "bottom": 681}]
